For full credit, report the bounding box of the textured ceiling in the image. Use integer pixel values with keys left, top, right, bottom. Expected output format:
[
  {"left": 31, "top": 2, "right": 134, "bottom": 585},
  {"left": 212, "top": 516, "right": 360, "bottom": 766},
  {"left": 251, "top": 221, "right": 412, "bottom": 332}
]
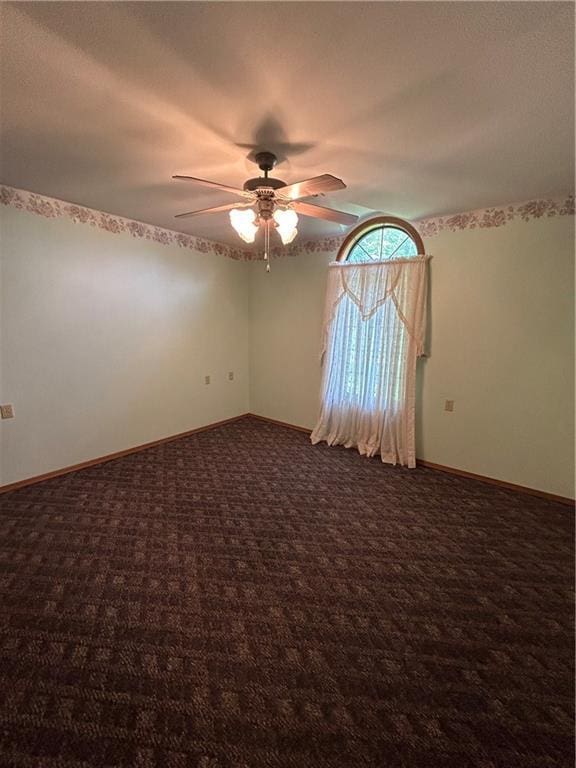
[{"left": 0, "top": 1, "right": 574, "bottom": 247}]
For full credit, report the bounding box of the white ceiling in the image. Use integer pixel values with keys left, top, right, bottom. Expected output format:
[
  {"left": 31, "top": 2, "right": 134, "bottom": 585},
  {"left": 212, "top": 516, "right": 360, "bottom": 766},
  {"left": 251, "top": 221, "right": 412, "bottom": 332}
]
[{"left": 0, "top": 1, "right": 574, "bottom": 247}]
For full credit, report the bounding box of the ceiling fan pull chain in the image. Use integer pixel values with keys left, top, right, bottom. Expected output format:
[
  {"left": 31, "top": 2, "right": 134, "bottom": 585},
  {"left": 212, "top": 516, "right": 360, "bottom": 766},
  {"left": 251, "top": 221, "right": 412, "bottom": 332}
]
[{"left": 264, "top": 220, "right": 271, "bottom": 272}]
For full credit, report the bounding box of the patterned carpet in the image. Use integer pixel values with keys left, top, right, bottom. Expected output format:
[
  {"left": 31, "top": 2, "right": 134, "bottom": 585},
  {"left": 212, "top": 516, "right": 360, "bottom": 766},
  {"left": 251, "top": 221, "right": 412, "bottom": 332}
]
[{"left": 0, "top": 416, "right": 573, "bottom": 768}]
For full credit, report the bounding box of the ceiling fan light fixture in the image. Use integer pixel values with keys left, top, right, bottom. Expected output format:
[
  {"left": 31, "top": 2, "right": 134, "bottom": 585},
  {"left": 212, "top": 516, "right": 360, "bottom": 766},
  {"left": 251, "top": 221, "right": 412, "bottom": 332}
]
[
  {"left": 229, "top": 208, "right": 258, "bottom": 243},
  {"left": 273, "top": 208, "right": 298, "bottom": 245},
  {"left": 174, "top": 153, "right": 356, "bottom": 251}
]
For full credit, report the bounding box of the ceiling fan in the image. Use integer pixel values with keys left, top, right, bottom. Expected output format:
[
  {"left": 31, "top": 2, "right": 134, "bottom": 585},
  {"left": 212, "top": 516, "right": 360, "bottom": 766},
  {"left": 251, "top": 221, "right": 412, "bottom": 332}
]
[{"left": 173, "top": 151, "right": 358, "bottom": 259}]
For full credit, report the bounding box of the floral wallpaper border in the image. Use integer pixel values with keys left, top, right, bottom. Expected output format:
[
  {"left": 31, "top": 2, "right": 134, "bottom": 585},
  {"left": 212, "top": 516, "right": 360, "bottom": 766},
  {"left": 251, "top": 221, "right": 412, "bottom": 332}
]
[
  {"left": 0, "top": 185, "right": 249, "bottom": 261},
  {"left": 416, "top": 194, "right": 574, "bottom": 239},
  {"left": 271, "top": 193, "right": 575, "bottom": 257},
  {"left": 1, "top": 183, "right": 573, "bottom": 261}
]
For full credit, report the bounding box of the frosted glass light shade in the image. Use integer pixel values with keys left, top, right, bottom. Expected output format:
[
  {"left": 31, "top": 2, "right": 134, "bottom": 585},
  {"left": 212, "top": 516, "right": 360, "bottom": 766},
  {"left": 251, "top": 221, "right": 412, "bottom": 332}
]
[
  {"left": 273, "top": 208, "right": 298, "bottom": 245},
  {"left": 230, "top": 208, "right": 258, "bottom": 243}
]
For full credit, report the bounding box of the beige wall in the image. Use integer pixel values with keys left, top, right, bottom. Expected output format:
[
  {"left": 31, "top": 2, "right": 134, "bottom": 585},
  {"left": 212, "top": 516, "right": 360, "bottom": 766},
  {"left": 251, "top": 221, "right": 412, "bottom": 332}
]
[
  {"left": 0, "top": 205, "right": 250, "bottom": 485},
  {"left": 249, "top": 215, "right": 575, "bottom": 499}
]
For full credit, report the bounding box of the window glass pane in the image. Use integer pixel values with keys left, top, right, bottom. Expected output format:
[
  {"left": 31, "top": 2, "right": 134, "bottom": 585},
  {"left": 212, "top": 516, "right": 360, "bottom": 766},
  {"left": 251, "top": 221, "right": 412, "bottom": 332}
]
[{"left": 346, "top": 225, "right": 418, "bottom": 262}]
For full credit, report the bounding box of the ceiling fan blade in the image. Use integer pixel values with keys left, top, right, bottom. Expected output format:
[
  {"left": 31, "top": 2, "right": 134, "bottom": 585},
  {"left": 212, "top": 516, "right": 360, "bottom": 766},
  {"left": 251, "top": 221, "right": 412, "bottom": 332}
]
[
  {"left": 292, "top": 201, "right": 358, "bottom": 226},
  {"left": 172, "top": 175, "right": 249, "bottom": 198},
  {"left": 275, "top": 174, "right": 346, "bottom": 201},
  {"left": 175, "top": 202, "right": 246, "bottom": 219}
]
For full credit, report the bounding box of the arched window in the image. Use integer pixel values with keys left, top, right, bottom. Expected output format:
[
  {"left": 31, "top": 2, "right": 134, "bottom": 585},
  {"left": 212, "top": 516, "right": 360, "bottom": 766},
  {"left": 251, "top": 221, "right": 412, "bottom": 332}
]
[
  {"left": 337, "top": 216, "right": 424, "bottom": 262},
  {"left": 312, "top": 214, "right": 428, "bottom": 467}
]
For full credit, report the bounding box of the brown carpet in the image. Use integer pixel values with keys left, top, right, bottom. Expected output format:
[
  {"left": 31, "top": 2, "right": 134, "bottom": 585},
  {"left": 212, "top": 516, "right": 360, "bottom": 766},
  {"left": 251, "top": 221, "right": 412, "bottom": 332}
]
[{"left": 0, "top": 416, "right": 573, "bottom": 768}]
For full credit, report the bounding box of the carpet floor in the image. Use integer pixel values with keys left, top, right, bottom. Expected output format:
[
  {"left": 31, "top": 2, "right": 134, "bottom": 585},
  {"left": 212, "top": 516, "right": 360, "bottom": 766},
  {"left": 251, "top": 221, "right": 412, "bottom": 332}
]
[{"left": 0, "top": 417, "right": 573, "bottom": 768}]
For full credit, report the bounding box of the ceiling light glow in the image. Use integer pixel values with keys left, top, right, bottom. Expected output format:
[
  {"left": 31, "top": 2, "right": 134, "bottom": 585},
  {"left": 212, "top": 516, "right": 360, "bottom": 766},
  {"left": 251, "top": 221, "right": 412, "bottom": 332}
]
[
  {"left": 229, "top": 208, "right": 258, "bottom": 243},
  {"left": 273, "top": 208, "right": 298, "bottom": 245}
]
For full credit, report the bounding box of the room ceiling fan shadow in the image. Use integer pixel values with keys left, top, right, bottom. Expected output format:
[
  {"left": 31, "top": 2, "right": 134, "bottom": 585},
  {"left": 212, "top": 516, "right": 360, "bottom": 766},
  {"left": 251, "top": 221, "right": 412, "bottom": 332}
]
[{"left": 233, "top": 114, "right": 317, "bottom": 168}]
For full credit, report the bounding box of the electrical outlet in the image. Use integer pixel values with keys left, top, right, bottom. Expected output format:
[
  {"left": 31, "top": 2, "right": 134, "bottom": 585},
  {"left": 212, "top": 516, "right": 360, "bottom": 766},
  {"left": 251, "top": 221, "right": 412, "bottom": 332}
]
[
  {"left": 228, "top": 371, "right": 234, "bottom": 381},
  {"left": 0, "top": 404, "right": 14, "bottom": 419},
  {"left": 204, "top": 375, "right": 210, "bottom": 385},
  {"left": 444, "top": 399, "right": 454, "bottom": 412}
]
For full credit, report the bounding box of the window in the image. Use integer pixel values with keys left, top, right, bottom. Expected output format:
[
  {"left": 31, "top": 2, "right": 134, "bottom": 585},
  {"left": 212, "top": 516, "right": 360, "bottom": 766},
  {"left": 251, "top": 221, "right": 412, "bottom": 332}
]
[
  {"left": 310, "top": 216, "right": 428, "bottom": 467},
  {"left": 337, "top": 216, "right": 424, "bottom": 263},
  {"left": 332, "top": 216, "right": 424, "bottom": 407}
]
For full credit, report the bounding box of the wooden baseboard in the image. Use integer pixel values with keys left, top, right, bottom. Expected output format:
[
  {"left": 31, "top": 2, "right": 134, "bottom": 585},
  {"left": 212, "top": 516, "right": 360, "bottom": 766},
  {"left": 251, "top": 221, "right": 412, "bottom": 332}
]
[
  {"left": 247, "top": 413, "right": 574, "bottom": 507},
  {"left": 416, "top": 459, "right": 574, "bottom": 506},
  {"left": 0, "top": 414, "right": 249, "bottom": 494},
  {"left": 247, "top": 413, "right": 313, "bottom": 434},
  {"left": 3, "top": 411, "right": 573, "bottom": 506}
]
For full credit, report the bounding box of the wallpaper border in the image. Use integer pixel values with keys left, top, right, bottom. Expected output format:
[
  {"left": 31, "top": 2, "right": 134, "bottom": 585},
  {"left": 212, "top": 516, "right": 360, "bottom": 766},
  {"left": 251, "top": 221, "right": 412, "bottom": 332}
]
[
  {"left": 0, "top": 184, "right": 249, "bottom": 261},
  {"left": 417, "top": 195, "right": 574, "bottom": 237},
  {"left": 1, "top": 183, "right": 573, "bottom": 261},
  {"left": 272, "top": 193, "right": 575, "bottom": 257}
]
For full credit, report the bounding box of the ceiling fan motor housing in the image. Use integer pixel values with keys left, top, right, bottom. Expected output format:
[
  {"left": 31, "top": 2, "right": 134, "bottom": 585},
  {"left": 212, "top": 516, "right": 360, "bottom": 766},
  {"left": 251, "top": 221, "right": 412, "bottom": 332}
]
[{"left": 243, "top": 176, "right": 286, "bottom": 192}]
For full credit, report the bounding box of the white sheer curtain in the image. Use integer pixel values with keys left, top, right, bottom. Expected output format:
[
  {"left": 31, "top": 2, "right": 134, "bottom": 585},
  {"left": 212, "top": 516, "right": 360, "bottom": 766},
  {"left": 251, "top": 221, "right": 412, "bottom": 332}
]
[{"left": 310, "top": 257, "right": 430, "bottom": 467}]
